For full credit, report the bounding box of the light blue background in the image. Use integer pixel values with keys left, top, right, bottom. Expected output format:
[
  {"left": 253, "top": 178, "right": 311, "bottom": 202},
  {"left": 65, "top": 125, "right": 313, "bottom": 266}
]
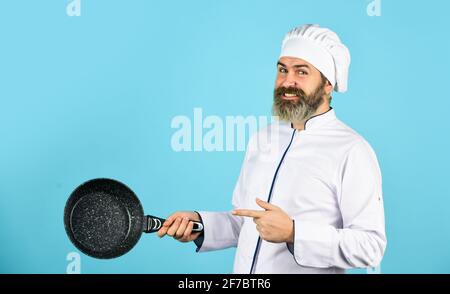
[{"left": 1, "top": 0, "right": 449, "bottom": 274}]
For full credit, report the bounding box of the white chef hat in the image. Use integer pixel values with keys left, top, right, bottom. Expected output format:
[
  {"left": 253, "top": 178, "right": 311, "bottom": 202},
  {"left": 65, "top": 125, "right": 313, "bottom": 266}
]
[{"left": 279, "top": 24, "right": 351, "bottom": 93}]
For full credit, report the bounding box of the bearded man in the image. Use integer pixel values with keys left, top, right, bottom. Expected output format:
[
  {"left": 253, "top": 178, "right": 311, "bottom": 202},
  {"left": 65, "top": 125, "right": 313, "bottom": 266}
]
[{"left": 158, "top": 24, "right": 387, "bottom": 274}]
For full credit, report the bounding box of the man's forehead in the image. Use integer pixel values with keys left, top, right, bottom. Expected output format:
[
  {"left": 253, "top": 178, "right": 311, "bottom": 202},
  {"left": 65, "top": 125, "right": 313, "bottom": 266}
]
[{"left": 278, "top": 56, "right": 314, "bottom": 68}]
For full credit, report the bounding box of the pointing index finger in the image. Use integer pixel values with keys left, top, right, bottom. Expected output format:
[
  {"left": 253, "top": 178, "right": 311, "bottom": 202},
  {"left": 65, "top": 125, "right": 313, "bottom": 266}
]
[{"left": 232, "top": 209, "right": 265, "bottom": 218}]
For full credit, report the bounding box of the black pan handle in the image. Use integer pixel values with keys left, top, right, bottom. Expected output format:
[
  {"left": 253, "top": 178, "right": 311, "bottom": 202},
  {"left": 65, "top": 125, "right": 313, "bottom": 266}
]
[{"left": 143, "top": 215, "right": 204, "bottom": 233}]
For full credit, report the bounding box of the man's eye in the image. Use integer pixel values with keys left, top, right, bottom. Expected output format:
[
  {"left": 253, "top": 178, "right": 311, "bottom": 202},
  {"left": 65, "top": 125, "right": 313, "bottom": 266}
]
[
  {"left": 279, "top": 68, "right": 287, "bottom": 73},
  {"left": 298, "top": 71, "right": 308, "bottom": 76}
]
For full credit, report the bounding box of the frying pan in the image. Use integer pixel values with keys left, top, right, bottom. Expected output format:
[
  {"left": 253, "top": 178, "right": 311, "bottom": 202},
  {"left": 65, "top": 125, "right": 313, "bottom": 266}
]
[{"left": 64, "top": 178, "right": 203, "bottom": 259}]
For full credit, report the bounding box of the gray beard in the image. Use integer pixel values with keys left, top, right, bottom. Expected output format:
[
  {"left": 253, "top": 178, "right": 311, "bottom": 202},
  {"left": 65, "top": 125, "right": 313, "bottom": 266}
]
[{"left": 272, "top": 84, "right": 326, "bottom": 123}]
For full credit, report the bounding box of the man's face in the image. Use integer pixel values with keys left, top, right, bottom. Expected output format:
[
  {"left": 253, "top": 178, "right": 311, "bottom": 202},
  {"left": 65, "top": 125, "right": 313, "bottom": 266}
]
[{"left": 273, "top": 56, "right": 332, "bottom": 123}]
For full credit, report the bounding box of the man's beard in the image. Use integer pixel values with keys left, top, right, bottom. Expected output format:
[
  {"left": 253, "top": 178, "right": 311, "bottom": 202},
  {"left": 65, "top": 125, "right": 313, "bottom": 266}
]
[{"left": 272, "top": 80, "right": 327, "bottom": 123}]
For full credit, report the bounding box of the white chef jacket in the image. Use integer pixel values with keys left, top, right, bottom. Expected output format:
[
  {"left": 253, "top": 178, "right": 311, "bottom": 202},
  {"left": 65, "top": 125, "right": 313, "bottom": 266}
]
[{"left": 196, "top": 108, "right": 386, "bottom": 274}]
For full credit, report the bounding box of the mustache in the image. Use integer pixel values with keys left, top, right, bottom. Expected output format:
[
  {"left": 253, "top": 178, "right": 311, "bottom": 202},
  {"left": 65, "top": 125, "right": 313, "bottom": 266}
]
[{"left": 274, "top": 87, "right": 307, "bottom": 99}]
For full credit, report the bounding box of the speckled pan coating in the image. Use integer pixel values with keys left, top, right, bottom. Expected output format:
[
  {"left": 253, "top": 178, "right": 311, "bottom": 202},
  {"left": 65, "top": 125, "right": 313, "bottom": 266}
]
[{"left": 64, "top": 178, "right": 144, "bottom": 259}]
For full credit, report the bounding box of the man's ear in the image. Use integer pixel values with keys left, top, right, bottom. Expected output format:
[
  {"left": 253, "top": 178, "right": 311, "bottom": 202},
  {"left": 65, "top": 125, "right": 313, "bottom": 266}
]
[{"left": 325, "top": 81, "right": 333, "bottom": 95}]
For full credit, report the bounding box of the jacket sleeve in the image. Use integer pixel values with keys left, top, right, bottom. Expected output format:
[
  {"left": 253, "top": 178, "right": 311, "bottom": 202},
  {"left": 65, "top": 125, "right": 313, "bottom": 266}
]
[
  {"left": 289, "top": 139, "right": 387, "bottom": 269},
  {"left": 194, "top": 141, "right": 251, "bottom": 252}
]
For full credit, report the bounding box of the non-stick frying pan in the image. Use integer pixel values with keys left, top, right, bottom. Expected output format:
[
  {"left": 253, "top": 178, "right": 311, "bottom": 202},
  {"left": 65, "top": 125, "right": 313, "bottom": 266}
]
[{"left": 64, "top": 178, "right": 203, "bottom": 259}]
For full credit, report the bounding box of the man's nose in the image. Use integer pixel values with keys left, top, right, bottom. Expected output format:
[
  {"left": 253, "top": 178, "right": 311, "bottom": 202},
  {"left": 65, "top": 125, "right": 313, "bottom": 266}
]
[{"left": 281, "top": 73, "right": 297, "bottom": 88}]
